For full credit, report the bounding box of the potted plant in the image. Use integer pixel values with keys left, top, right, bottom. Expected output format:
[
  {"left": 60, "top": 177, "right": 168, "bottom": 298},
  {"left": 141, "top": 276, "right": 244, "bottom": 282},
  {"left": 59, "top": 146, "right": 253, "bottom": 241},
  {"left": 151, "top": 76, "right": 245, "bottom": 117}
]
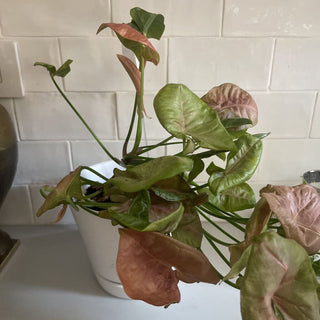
[{"left": 35, "top": 7, "right": 320, "bottom": 319}]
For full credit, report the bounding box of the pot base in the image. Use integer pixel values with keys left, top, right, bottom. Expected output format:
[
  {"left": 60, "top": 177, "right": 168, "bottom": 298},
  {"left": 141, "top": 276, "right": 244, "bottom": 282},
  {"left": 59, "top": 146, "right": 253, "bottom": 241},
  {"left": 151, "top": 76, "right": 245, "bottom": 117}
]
[{"left": 95, "top": 273, "right": 128, "bottom": 299}]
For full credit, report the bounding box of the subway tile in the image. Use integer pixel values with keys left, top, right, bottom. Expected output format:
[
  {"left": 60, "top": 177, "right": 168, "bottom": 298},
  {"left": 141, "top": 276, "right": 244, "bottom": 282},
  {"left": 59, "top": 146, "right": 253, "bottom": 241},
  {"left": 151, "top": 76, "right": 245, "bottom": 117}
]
[
  {"left": 224, "top": 0, "right": 320, "bottom": 36},
  {"left": 0, "top": 186, "right": 33, "bottom": 224},
  {"left": 310, "top": 94, "right": 320, "bottom": 138},
  {"left": 14, "top": 38, "right": 62, "bottom": 92},
  {"left": 112, "top": 0, "right": 222, "bottom": 36},
  {"left": 14, "top": 141, "right": 71, "bottom": 184},
  {"left": 169, "top": 38, "right": 273, "bottom": 91},
  {"left": 70, "top": 140, "right": 123, "bottom": 168},
  {"left": 60, "top": 37, "right": 165, "bottom": 92},
  {"left": 29, "top": 184, "right": 74, "bottom": 225},
  {"left": 253, "top": 139, "right": 320, "bottom": 182},
  {"left": 0, "top": 0, "right": 111, "bottom": 36},
  {"left": 15, "top": 92, "right": 117, "bottom": 140},
  {"left": 60, "top": 37, "right": 134, "bottom": 92},
  {"left": 271, "top": 38, "right": 320, "bottom": 90},
  {"left": 250, "top": 92, "right": 316, "bottom": 138}
]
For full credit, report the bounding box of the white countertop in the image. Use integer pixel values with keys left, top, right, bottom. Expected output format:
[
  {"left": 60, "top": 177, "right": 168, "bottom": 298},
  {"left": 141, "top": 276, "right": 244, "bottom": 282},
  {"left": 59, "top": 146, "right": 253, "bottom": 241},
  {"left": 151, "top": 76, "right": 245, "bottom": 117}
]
[{"left": 0, "top": 225, "right": 241, "bottom": 320}]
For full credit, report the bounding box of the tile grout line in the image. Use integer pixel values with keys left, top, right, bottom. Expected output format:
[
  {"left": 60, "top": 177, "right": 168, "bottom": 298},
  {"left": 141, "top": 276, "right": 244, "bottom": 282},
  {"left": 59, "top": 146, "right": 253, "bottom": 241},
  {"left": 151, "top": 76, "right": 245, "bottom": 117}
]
[
  {"left": 220, "top": 0, "right": 226, "bottom": 37},
  {"left": 267, "top": 38, "right": 277, "bottom": 91},
  {"left": 308, "top": 91, "right": 319, "bottom": 138}
]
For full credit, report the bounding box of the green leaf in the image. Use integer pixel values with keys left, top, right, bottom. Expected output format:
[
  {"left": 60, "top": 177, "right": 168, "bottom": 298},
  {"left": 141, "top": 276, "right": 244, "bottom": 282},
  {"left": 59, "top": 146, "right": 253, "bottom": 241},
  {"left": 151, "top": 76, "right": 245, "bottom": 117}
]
[
  {"left": 108, "top": 190, "right": 150, "bottom": 230},
  {"left": 34, "top": 62, "right": 56, "bottom": 76},
  {"left": 188, "top": 158, "right": 205, "bottom": 182},
  {"left": 130, "top": 7, "right": 165, "bottom": 40},
  {"left": 34, "top": 60, "right": 73, "bottom": 78},
  {"left": 206, "top": 183, "right": 256, "bottom": 212},
  {"left": 209, "top": 133, "right": 262, "bottom": 194},
  {"left": 172, "top": 206, "right": 203, "bottom": 249},
  {"left": 97, "top": 23, "right": 160, "bottom": 65},
  {"left": 54, "top": 59, "right": 73, "bottom": 77},
  {"left": 107, "top": 156, "right": 193, "bottom": 192},
  {"left": 143, "top": 202, "right": 184, "bottom": 233},
  {"left": 206, "top": 162, "right": 224, "bottom": 175},
  {"left": 221, "top": 117, "right": 252, "bottom": 128},
  {"left": 129, "top": 190, "right": 150, "bottom": 221},
  {"left": 153, "top": 84, "right": 236, "bottom": 152},
  {"left": 234, "top": 232, "right": 320, "bottom": 320}
]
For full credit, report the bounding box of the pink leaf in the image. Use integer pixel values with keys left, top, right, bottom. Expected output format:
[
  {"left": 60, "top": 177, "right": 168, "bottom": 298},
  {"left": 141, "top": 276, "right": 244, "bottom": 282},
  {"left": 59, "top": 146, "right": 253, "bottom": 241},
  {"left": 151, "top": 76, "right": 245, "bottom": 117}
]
[
  {"left": 261, "top": 184, "right": 320, "bottom": 254},
  {"left": 201, "top": 83, "right": 258, "bottom": 131},
  {"left": 117, "top": 228, "right": 219, "bottom": 306}
]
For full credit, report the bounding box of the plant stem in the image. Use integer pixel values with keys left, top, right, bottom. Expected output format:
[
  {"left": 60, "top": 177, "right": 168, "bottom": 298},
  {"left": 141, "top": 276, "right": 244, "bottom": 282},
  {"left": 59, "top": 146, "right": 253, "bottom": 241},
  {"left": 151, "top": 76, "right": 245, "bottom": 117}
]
[
  {"left": 137, "top": 136, "right": 174, "bottom": 155},
  {"left": 202, "top": 229, "right": 234, "bottom": 246},
  {"left": 123, "top": 93, "right": 138, "bottom": 158},
  {"left": 199, "top": 210, "right": 241, "bottom": 243},
  {"left": 81, "top": 166, "right": 109, "bottom": 181},
  {"left": 131, "top": 57, "right": 145, "bottom": 154},
  {"left": 51, "top": 77, "right": 122, "bottom": 165},
  {"left": 204, "top": 231, "right": 231, "bottom": 267}
]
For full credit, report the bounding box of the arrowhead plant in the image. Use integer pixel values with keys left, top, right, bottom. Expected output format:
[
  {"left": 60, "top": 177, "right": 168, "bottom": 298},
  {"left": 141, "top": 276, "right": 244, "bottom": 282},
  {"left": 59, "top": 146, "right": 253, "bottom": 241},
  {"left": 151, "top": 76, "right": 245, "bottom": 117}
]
[{"left": 34, "top": 6, "right": 320, "bottom": 319}]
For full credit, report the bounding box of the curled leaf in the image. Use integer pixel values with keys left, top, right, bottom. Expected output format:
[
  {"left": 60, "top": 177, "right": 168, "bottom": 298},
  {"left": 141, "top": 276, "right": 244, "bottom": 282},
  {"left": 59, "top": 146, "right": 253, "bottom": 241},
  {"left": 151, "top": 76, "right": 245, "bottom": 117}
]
[
  {"left": 37, "top": 167, "right": 83, "bottom": 218},
  {"left": 209, "top": 133, "right": 262, "bottom": 194},
  {"left": 117, "top": 228, "right": 220, "bottom": 306},
  {"left": 261, "top": 184, "right": 320, "bottom": 255},
  {"left": 201, "top": 83, "right": 258, "bottom": 131},
  {"left": 97, "top": 23, "right": 159, "bottom": 65},
  {"left": 229, "top": 198, "right": 272, "bottom": 265}
]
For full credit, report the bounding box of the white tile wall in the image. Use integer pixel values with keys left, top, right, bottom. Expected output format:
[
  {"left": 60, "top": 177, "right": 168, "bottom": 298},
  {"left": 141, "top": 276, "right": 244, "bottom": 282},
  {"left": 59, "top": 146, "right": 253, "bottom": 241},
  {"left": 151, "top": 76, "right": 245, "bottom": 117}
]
[
  {"left": 310, "top": 94, "right": 320, "bottom": 138},
  {"left": 15, "top": 92, "right": 117, "bottom": 140},
  {"left": 251, "top": 92, "right": 316, "bottom": 138},
  {"left": 271, "top": 38, "right": 320, "bottom": 90},
  {"left": 14, "top": 141, "right": 71, "bottom": 185},
  {"left": 223, "top": 0, "right": 320, "bottom": 36},
  {"left": 14, "top": 38, "right": 62, "bottom": 92},
  {"left": 168, "top": 38, "right": 274, "bottom": 91},
  {"left": 0, "top": 0, "right": 111, "bottom": 36},
  {"left": 0, "top": 0, "right": 319, "bottom": 224}
]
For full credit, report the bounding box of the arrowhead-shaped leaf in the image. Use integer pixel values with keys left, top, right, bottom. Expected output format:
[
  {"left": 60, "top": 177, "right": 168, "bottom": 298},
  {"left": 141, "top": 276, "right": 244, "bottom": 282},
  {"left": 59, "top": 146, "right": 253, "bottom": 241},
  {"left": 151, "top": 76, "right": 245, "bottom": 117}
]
[
  {"left": 226, "top": 232, "right": 320, "bottom": 320},
  {"left": 154, "top": 84, "right": 236, "bottom": 151},
  {"left": 201, "top": 83, "right": 258, "bottom": 131},
  {"left": 129, "top": 7, "right": 165, "bottom": 40},
  {"left": 117, "top": 228, "right": 220, "bottom": 306},
  {"left": 97, "top": 23, "right": 159, "bottom": 65},
  {"left": 261, "top": 184, "right": 320, "bottom": 255}
]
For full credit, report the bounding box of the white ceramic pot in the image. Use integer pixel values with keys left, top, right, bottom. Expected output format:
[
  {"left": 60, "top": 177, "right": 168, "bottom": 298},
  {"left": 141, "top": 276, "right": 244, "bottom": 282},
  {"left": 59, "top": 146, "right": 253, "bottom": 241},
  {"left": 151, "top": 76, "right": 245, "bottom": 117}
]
[{"left": 71, "top": 161, "right": 128, "bottom": 299}]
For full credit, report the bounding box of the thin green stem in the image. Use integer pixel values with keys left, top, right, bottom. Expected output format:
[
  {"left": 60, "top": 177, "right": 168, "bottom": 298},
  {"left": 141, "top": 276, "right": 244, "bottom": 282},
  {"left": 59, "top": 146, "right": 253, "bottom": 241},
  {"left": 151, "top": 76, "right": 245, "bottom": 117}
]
[
  {"left": 203, "top": 232, "right": 231, "bottom": 267},
  {"left": 131, "top": 57, "right": 145, "bottom": 154},
  {"left": 123, "top": 93, "right": 138, "bottom": 158},
  {"left": 137, "top": 136, "right": 174, "bottom": 155},
  {"left": 198, "top": 210, "right": 241, "bottom": 243},
  {"left": 81, "top": 166, "right": 109, "bottom": 181},
  {"left": 202, "top": 229, "right": 234, "bottom": 246},
  {"left": 51, "top": 77, "right": 122, "bottom": 165}
]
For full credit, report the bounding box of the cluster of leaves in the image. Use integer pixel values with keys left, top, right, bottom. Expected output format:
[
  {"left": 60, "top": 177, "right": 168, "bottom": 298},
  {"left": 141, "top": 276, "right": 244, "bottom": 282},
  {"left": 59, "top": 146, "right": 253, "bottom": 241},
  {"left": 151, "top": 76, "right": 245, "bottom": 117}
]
[{"left": 35, "top": 7, "right": 320, "bottom": 319}]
